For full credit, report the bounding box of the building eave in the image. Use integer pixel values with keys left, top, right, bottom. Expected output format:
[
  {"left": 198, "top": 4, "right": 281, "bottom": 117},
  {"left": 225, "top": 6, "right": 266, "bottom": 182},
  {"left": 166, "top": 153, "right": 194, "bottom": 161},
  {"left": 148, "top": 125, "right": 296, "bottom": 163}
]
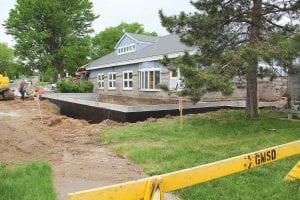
[{"left": 86, "top": 49, "right": 197, "bottom": 71}]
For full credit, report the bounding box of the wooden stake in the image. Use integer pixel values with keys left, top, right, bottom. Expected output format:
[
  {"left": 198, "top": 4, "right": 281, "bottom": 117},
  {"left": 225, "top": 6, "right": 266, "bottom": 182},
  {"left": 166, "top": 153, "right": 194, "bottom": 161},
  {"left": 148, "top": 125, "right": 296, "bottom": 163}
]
[
  {"left": 179, "top": 96, "right": 183, "bottom": 130},
  {"left": 35, "top": 96, "right": 43, "bottom": 124}
]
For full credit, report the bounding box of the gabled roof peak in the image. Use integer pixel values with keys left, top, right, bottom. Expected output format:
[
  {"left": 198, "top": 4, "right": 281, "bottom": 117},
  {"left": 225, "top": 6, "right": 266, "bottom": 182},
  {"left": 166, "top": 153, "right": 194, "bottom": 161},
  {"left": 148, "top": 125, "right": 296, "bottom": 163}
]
[{"left": 114, "top": 32, "right": 159, "bottom": 49}]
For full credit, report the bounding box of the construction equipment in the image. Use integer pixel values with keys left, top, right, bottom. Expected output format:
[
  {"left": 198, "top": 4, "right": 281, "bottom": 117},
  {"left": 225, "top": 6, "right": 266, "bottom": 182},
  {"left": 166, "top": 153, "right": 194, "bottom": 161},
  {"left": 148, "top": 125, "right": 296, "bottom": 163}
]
[{"left": 0, "top": 73, "right": 13, "bottom": 100}]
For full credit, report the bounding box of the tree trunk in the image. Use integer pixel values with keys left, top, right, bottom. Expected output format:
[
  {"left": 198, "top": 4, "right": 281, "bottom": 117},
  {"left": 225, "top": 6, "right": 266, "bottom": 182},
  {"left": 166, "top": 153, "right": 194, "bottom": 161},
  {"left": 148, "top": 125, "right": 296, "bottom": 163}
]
[
  {"left": 246, "top": 61, "right": 258, "bottom": 118},
  {"left": 56, "top": 58, "right": 64, "bottom": 80},
  {"left": 287, "top": 64, "right": 293, "bottom": 109},
  {"left": 246, "top": 0, "right": 262, "bottom": 118}
]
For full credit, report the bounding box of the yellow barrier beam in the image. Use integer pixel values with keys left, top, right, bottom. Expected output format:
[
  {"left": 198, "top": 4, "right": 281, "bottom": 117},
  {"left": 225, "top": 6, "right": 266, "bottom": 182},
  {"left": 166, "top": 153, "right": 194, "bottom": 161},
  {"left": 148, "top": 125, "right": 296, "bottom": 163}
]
[
  {"left": 285, "top": 160, "right": 300, "bottom": 181},
  {"left": 69, "top": 140, "right": 300, "bottom": 200}
]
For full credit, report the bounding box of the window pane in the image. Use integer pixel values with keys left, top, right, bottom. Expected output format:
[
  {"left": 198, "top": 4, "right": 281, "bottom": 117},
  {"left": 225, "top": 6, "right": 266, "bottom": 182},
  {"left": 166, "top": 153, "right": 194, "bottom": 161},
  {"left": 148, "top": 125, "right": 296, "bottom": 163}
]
[
  {"left": 145, "top": 71, "right": 148, "bottom": 89},
  {"left": 124, "top": 81, "right": 128, "bottom": 88},
  {"left": 149, "top": 71, "right": 154, "bottom": 89},
  {"left": 124, "top": 73, "right": 128, "bottom": 79},
  {"left": 102, "top": 75, "right": 104, "bottom": 80},
  {"left": 129, "top": 81, "right": 133, "bottom": 88},
  {"left": 109, "top": 82, "right": 112, "bottom": 88},
  {"left": 171, "top": 69, "right": 178, "bottom": 78},
  {"left": 129, "top": 72, "right": 132, "bottom": 79},
  {"left": 155, "top": 71, "right": 160, "bottom": 89},
  {"left": 113, "top": 81, "right": 116, "bottom": 88},
  {"left": 138, "top": 72, "right": 140, "bottom": 88},
  {"left": 142, "top": 72, "right": 144, "bottom": 89},
  {"left": 113, "top": 73, "right": 116, "bottom": 80}
]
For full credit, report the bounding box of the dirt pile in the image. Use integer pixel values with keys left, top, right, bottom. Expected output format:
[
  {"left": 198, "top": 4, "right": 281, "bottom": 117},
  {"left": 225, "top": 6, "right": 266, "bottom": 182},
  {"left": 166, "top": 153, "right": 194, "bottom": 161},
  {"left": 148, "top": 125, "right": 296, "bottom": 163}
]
[
  {"left": 0, "top": 98, "right": 146, "bottom": 200},
  {"left": 98, "top": 119, "right": 123, "bottom": 127}
]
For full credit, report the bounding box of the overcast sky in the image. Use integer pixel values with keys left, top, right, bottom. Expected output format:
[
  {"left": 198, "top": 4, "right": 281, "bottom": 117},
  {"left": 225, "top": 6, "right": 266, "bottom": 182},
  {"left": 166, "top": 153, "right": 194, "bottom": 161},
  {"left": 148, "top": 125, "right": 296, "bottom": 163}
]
[{"left": 0, "top": 0, "right": 195, "bottom": 47}]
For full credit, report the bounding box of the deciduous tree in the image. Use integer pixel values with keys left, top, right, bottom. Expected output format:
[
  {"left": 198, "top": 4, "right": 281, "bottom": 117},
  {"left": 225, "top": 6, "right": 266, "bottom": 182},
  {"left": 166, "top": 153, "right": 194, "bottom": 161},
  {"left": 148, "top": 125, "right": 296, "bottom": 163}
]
[
  {"left": 5, "top": 0, "right": 97, "bottom": 78},
  {"left": 0, "top": 42, "right": 14, "bottom": 73}
]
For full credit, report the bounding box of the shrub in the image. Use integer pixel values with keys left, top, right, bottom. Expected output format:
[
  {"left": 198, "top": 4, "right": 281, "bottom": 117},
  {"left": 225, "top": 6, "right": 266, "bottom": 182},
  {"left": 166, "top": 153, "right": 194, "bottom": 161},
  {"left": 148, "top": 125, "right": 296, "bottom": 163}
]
[
  {"left": 78, "top": 80, "right": 94, "bottom": 93},
  {"left": 56, "top": 80, "right": 93, "bottom": 93},
  {"left": 56, "top": 80, "right": 78, "bottom": 93}
]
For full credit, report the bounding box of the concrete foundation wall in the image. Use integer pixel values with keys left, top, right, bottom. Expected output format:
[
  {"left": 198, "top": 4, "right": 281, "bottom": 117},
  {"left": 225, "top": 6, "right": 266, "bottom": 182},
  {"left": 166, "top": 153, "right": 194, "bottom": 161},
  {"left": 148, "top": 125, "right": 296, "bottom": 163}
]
[
  {"left": 46, "top": 98, "right": 231, "bottom": 123},
  {"left": 202, "top": 77, "right": 287, "bottom": 102},
  {"left": 95, "top": 77, "right": 287, "bottom": 105}
]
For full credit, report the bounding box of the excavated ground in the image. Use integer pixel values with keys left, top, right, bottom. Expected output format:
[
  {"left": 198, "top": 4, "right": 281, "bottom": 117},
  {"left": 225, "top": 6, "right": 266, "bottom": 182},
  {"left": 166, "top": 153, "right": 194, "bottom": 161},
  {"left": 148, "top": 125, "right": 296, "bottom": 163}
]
[{"left": 0, "top": 99, "right": 150, "bottom": 199}]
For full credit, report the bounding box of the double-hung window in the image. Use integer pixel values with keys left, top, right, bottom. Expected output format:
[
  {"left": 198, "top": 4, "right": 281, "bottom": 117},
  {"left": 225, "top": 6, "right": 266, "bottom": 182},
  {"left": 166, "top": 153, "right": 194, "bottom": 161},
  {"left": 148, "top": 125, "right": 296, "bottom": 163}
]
[
  {"left": 97, "top": 73, "right": 104, "bottom": 89},
  {"left": 108, "top": 72, "right": 116, "bottom": 90},
  {"left": 123, "top": 71, "right": 133, "bottom": 90},
  {"left": 138, "top": 70, "right": 160, "bottom": 90}
]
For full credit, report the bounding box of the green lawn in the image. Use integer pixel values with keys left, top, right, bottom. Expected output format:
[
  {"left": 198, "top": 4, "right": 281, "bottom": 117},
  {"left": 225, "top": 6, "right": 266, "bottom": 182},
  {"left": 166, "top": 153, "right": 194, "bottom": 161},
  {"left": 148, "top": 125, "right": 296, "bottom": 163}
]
[
  {"left": 0, "top": 162, "right": 56, "bottom": 200},
  {"left": 101, "top": 110, "right": 300, "bottom": 200}
]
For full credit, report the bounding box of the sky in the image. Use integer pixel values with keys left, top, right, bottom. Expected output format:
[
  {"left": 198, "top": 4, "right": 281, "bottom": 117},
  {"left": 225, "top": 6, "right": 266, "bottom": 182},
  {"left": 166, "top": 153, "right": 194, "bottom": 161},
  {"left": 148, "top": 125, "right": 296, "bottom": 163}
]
[{"left": 0, "top": 0, "right": 195, "bottom": 47}]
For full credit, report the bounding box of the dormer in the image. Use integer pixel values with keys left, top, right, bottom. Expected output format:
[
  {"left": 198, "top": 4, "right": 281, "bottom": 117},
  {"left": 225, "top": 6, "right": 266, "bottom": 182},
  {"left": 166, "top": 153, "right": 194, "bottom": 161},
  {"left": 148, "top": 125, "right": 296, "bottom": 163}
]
[
  {"left": 114, "top": 33, "right": 158, "bottom": 55},
  {"left": 117, "top": 43, "right": 136, "bottom": 55}
]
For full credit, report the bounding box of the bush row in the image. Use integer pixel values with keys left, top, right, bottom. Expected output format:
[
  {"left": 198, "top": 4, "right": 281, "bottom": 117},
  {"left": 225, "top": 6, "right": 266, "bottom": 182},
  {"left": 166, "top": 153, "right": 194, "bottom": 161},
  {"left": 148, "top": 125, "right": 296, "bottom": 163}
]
[{"left": 56, "top": 80, "right": 93, "bottom": 93}]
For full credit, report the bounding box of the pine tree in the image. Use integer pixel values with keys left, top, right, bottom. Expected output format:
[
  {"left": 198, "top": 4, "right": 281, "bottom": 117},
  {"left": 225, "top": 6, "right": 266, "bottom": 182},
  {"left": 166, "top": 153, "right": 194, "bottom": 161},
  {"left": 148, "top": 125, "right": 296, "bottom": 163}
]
[{"left": 160, "top": 0, "right": 300, "bottom": 118}]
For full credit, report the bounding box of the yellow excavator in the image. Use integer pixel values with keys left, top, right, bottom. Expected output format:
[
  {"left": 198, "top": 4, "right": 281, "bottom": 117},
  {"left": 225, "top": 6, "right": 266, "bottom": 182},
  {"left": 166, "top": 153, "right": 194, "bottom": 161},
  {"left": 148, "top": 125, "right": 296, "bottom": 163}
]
[{"left": 0, "top": 72, "right": 13, "bottom": 100}]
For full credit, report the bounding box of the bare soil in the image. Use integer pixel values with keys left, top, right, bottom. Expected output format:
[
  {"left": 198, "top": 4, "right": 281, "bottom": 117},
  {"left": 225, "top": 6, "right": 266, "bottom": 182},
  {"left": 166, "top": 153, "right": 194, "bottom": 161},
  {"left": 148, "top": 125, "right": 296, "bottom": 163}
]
[{"left": 0, "top": 99, "right": 147, "bottom": 199}]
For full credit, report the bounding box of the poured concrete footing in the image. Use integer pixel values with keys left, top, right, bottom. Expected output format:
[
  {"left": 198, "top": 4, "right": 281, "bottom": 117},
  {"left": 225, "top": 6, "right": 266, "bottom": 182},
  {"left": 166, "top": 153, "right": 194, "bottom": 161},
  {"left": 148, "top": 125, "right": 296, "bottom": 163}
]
[{"left": 43, "top": 93, "right": 282, "bottom": 123}]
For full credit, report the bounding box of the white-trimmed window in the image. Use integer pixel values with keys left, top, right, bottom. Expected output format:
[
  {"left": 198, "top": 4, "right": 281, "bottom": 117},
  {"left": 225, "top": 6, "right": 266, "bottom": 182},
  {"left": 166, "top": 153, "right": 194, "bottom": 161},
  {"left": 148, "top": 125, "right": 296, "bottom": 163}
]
[
  {"left": 117, "top": 44, "right": 136, "bottom": 55},
  {"left": 97, "top": 73, "right": 104, "bottom": 89},
  {"left": 170, "top": 68, "right": 179, "bottom": 78},
  {"left": 123, "top": 71, "right": 133, "bottom": 90},
  {"left": 108, "top": 72, "right": 116, "bottom": 89},
  {"left": 138, "top": 70, "right": 160, "bottom": 90},
  {"left": 170, "top": 68, "right": 181, "bottom": 90}
]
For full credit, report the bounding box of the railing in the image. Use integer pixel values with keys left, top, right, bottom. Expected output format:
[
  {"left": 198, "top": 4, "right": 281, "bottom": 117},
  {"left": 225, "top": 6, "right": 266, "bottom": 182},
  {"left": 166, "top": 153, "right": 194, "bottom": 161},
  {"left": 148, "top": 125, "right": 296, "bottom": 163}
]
[{"left": 69, "top": 140, "right": 300, "bottom": 200}]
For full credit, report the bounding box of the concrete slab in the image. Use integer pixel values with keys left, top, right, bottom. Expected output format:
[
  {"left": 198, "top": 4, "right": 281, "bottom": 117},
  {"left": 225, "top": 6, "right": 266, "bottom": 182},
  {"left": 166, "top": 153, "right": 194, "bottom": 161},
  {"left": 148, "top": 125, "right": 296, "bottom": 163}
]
[
  {"left": 42, "top": 93, "right": 283, "bottom": 123},
  {"left": 43, "top": 93, "right": 281, "bottom": 112}
]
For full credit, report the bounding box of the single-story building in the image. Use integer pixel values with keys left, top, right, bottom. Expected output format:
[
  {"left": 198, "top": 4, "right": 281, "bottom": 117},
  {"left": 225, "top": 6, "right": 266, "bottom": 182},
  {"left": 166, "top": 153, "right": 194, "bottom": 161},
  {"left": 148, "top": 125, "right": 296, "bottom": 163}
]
[
  {"left": 86, "top": 33, "right": 196, "bottom": 104},
  {"left": 86, "top": 33, "right": 288, "bottom": 105}
]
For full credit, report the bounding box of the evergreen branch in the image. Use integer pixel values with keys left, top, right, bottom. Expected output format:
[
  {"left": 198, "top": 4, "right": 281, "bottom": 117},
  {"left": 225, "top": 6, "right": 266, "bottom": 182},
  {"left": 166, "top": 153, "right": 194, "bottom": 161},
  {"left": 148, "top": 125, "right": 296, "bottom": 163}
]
[
  {"left": 264, "top": 18, "right": 285, "bottom": 29},
  {"left": 263, "top": 17, "right": 294, "bottom": 32},
  {"left": 262, "top": 2, "right": 299, "bottom": 15},
  {"left": 218, "top": 62, "right": 232, "bottom": 73},
  {"left": 219, "top": 32, "right": 249, "bottom": 50},
  {"left": 232, "top": 38, "right": 250, "bottom": 47}
]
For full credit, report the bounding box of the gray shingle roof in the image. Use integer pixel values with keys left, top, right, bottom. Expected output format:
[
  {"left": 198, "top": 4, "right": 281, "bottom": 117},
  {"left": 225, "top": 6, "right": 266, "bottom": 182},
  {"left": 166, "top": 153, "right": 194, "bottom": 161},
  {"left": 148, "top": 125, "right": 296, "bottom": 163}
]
[
  {"left": 126, "top": 32, "right": 158, "bottom": 43},
  {"left": 87, "top": 34, "right": 196, "bottom": 70}
]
